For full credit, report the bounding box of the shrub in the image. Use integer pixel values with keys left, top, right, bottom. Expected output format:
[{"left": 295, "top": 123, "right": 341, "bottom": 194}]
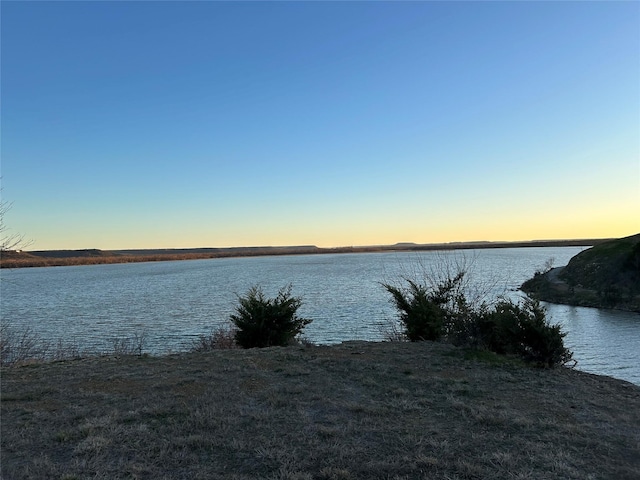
[
  {"left": 230, "top": 285, "right": 311, "bottom": 348},
  {"left": 384, "top": 268, "right": 572, "bottom": 367},
  {"left": 0, "top": 323, "right": 84, "bottom": 366},
  {"left": 192, "top": 325, "right": 238, "bottom": 351},
  {"left": 109, "top": 332, "right": 147, "bottom": 356},
  {"left": 382, "top": 272, "right": 465, "bottom": 342},
  {"left": 476, "top": 298, "right": 572, "bottom": 367},
  {"left": 445, "top": 297, "right": 489, "bottom": 348},
  {"left": 476, "top": 300, "right": 528, "bottom": 355},
  {"left": 0, "top": 323, "right": 42, "bottom": 366}
]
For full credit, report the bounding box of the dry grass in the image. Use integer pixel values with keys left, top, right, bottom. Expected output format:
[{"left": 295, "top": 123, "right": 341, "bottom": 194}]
[
  {"left": 0, "top": 323, "right": 147, "bottom": 367},
  {"left": 0, "top": 252, "right": 221, "bottom": 268},
  {"left": 1, "top": 239, "right": 605, "bottom": 269},
  {"left": 2, "top": 341, "right": 639, "bottom": 479}
]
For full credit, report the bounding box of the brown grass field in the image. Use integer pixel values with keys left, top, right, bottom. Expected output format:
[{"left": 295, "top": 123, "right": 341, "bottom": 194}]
[
  {"left": 1, "top": 341, "right": 639, "bottom": 479},
  {"left": 0, "top": 239, "right": 607, "bottom": 269}
]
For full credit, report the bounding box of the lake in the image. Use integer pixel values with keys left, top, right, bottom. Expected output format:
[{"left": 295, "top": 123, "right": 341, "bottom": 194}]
[{"left": 2, "top": 247, "right": 639, "bottom": 385}]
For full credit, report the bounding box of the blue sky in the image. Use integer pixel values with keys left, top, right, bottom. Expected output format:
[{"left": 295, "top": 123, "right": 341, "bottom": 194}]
[{"left": 2, "top": 1, "right": 638, "bottom": 250}]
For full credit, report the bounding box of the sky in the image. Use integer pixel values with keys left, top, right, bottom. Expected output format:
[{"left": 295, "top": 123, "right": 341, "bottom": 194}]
[{"left": 1, "top": 1, "right": 639, "bottom": 250}]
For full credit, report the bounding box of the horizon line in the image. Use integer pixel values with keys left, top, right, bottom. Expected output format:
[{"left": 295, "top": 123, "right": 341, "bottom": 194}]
[{"left": 20, "top": 236, "right": 621, "bottom": 254}]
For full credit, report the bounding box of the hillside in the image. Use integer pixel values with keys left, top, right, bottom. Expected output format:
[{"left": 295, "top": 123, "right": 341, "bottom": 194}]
[
  {"left": 522, "top": 233, "right": 640, "bottom": 312},
  {"left": 2, "top": 341, "right": 639, "bottom": 479}
]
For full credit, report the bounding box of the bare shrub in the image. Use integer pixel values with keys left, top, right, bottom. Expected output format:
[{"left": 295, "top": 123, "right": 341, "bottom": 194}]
[
  {"left": 382, "top": 278, "right": 453, "bottom": 341},
  {"left": 192, "top": 324, "right": 239, "bottom": 351},
  {"left": 109, "top": 332, "right": 147, "bottom": 356},
  {"left": 50, "top": 338, "right": 83, "bottom": 362},
  {"left": 1, "top": 322, "right": 151, "bottom": 366},
  {"left": 0, "top": 321, "right": 91, "bottom": 366},
  {"left": 379, "top": 318, "right": 407, "bottom": 342},
  {"left": 1, "top": 193, "right": 32, "bottom": 253},
  {"left": 533, "top": 257, "right": 556, "bottom": 276},
  {"left": 290, "top": 336, "right": 315, "bottom": 348},
  {"left": 1, "top": 323, "right": 47, "bottom": 366}
]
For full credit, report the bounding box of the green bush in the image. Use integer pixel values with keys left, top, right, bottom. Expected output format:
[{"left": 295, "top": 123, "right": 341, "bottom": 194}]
[
  {"left": 230, "top": 285, "right": 311, "bottom": 348},
  {"left": 382, "top": 272, "right": 465, "bottom": 342},
  {"left": 384, "top": 271, "right": 572, "bottom": 367},
  {"left": 512, "top": 298, "right": 572, "bottom": 368},
  {"left": 475, "top": 298, "right": 572, "bottom": 367},
  {"left": 477, "top": 300, "right": 528, "bottom": 355}
]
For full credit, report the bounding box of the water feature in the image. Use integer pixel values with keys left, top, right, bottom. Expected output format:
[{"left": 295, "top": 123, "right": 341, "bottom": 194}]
[{"left": 2, "top": 247, "right": 638, "bottom": 384}]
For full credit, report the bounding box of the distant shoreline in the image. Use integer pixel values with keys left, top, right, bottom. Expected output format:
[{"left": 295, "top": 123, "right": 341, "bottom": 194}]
[{"left": 1, "top": 238, "right": 608, "bottom": 269}]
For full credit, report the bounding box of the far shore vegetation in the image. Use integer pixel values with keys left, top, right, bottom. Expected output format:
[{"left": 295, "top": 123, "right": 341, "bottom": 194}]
[{"left": 0, "top": 238, "right": 608, "bottom": 269}]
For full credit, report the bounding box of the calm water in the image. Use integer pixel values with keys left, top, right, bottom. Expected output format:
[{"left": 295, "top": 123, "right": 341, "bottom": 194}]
[{"left": 2, "top": 247, "right": 639, "bottom": 385}]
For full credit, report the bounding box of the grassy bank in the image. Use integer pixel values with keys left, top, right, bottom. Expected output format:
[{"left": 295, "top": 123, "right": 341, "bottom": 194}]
[
  {"left": 2, "top": 341, "right": 639, "bottom": 479},
  {"left": 521, "top": 234, "right": 640, "bottom": 312}
]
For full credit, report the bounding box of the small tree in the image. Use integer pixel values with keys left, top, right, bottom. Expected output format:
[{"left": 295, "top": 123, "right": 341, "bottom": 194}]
[
  {"left": 230, "top": 285, "right": 311, "bottom": 348},
  {"left": 517, "top": 298, "right": 573, "bottom": 367},
  {"left": 383, "top": 280, "right": 444, "bottom": 341},
  {"left": 382, "top": 272, "right": 465, "bottom": 342}
]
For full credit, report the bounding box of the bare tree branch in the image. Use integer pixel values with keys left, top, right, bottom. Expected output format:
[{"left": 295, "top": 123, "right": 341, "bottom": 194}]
[{"left": 0, "top": 196, "right": 32, "bottom": 252}]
